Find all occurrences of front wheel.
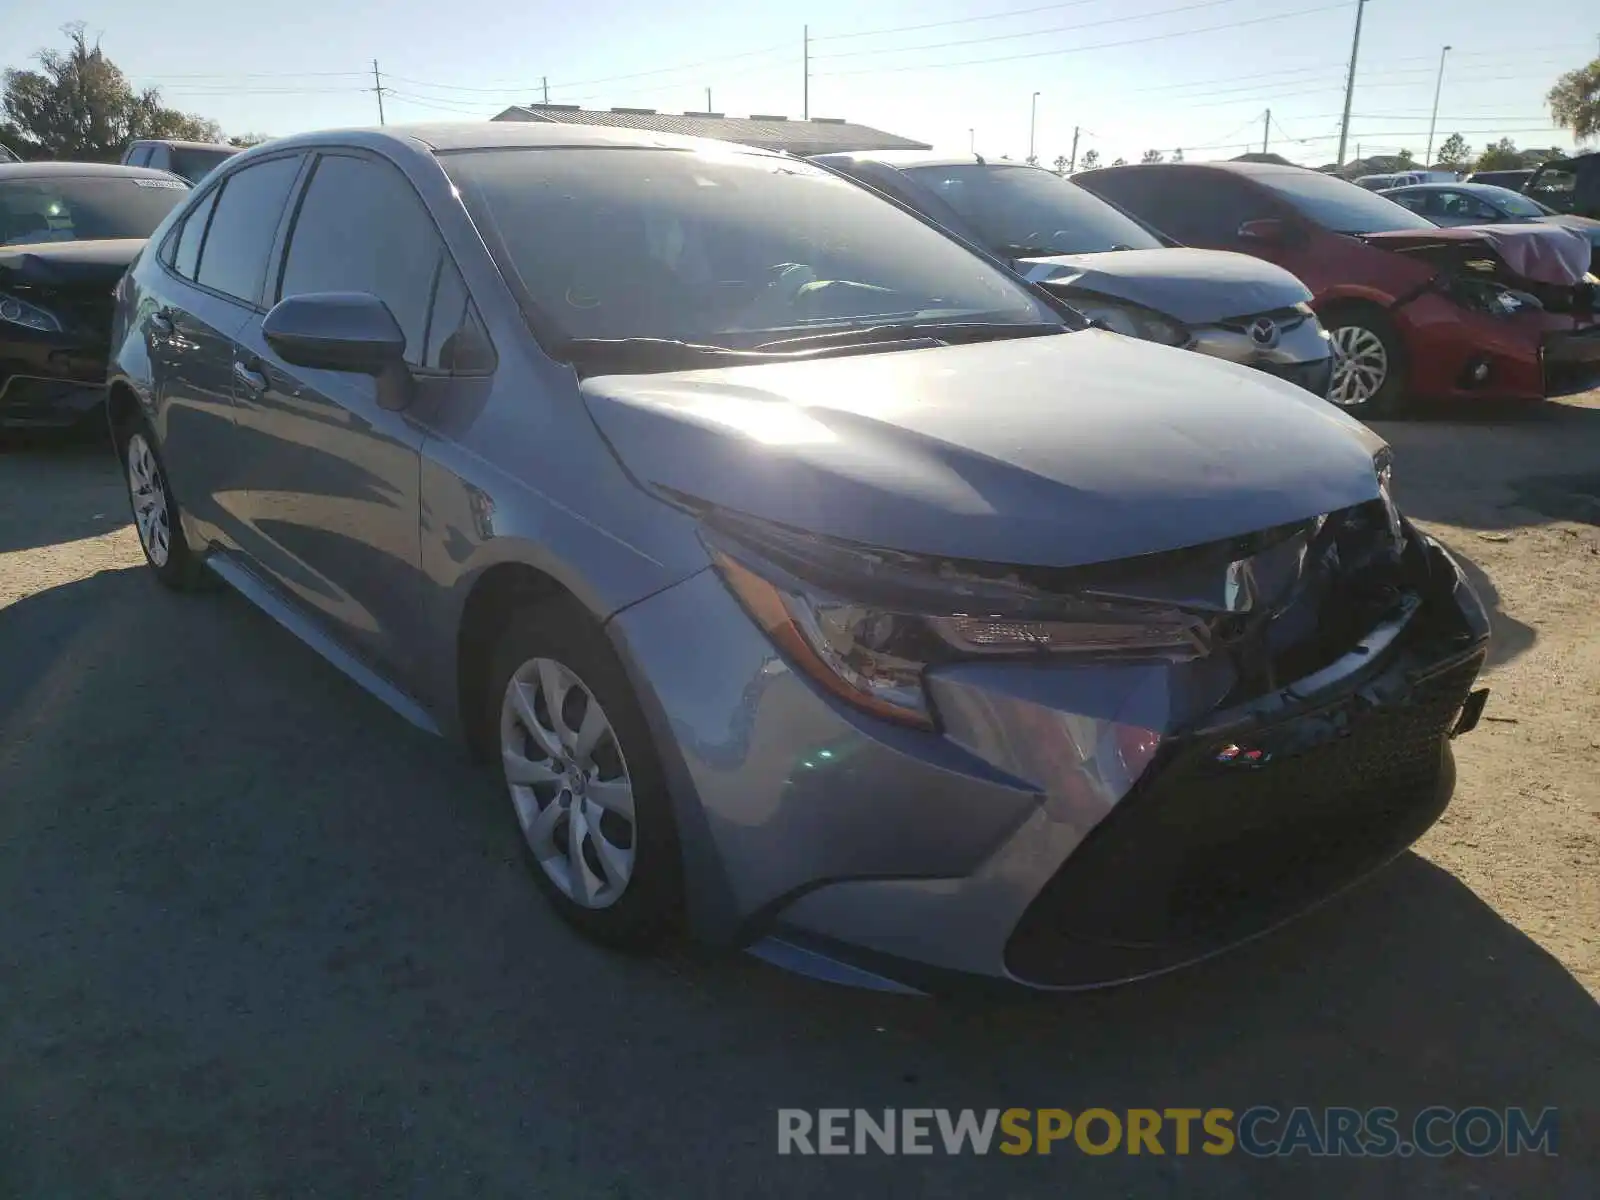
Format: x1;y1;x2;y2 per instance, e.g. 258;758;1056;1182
1325;311;1409;419
488;599;683;950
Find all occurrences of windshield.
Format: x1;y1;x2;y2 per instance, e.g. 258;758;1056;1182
1259;171;1437;234
0;175;188;245
169;148;236;184
1473;185;1548;217
901;163;1162;256
442;147;1061;349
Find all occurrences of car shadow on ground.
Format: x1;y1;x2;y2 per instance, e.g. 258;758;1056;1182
1373;398;1600;533
0;567;1595;1197
0;436;127;554
1429;534;1536;671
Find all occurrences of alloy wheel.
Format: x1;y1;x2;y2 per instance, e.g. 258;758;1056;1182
500;657;636;909
126;432;171;567
1327;326;1390;408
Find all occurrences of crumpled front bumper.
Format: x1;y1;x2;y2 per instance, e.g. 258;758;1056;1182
607;529;1490;992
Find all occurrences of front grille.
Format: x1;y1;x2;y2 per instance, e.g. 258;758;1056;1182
1004;650;1482;986
1252;355;1333;397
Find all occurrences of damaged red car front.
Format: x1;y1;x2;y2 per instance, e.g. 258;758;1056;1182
1362;223;1600;401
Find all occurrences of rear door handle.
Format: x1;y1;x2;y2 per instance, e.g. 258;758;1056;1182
232;359;268;394
148;309;174;337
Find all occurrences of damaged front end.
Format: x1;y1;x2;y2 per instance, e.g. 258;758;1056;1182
697;466;1491;987
0;240;141;430
1364;224;1600;397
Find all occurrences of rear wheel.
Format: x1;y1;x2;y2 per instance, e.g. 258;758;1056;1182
119;418;207;590
1325;309;1409;419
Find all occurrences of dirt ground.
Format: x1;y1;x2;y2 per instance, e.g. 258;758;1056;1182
1;395;1596;1197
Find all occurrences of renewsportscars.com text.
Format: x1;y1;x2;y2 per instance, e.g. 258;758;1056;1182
777;1106;1559;1158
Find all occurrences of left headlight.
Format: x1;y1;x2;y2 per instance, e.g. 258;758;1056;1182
1068;297;1189;347
0;290;62;333
1447;276;1541;317
704;520;1211;729
1373;447;1403;547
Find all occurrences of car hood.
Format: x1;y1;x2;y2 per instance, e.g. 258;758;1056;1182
1015;247;1313;324
1361;224;1593;286
1535;214;1600;246
581;331;1386;569
0;238;145;288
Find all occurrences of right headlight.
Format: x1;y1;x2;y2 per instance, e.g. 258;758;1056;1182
1067;297;1189;347
704;518;1212;729
0;290;62;333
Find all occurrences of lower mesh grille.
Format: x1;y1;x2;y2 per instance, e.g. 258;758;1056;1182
1004;652;1482;986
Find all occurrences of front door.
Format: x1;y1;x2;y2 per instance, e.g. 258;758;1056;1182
223;150;451;686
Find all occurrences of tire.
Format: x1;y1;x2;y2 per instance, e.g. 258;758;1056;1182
1324;307;1410;419
486;598;683;950
117;415;208;591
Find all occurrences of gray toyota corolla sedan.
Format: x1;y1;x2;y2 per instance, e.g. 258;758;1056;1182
108;123;1492;993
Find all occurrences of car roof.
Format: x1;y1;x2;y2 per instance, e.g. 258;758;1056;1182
1381;182;1495;193
254;121;789;159
0;161;189;182
129;139;237;151
811;151;1004;171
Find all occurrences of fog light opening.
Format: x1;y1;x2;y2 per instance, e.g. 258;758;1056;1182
1461;357;1492;388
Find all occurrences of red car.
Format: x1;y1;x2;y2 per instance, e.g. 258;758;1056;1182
1075;161;1600;417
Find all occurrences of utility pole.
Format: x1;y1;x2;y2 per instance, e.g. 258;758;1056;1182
542;76;549;104
706;87;713;112
1029;91;1040;163
969;128;976;154
1263;108;1271;154
1425;44;1452;167
1334;0;1368;168
1068;125;1081;171
803;26;809;120
371;59;386;125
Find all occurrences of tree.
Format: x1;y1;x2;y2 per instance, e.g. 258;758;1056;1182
1140;148;1164;164
1079;148;1100;171
1548;58;1600;143
228;133;270;148
1394;148;1415;166
1025;153;1038;166
1;23;221;161
1171;148;1184;163
1052;154;1068;175
1111;156;1128;167
1434;132;1472;171
1476;137;1521;171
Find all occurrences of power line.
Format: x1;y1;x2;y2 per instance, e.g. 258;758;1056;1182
811;0;1102;42
813;2;1354;77
810;0;1246;61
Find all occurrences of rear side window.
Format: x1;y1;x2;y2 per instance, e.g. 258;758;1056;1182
125;145;151;167
195;155;302;305
278;153;443;366
171;188;219;279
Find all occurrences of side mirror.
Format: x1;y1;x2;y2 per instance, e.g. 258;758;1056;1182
1237;217;1287;245
263;292;406;375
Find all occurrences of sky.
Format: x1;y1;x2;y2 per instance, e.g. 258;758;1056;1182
3;0;1596;167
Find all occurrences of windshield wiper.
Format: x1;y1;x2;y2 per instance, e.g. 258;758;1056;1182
558;337;772;373
754;320;1066;353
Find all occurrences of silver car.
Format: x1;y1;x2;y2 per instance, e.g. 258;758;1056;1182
108;123;1492;992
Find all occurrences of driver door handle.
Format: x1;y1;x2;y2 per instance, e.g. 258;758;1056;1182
232;359;268;395
148;309;174;337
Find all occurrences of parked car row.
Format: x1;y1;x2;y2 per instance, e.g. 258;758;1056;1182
62;122;1502;996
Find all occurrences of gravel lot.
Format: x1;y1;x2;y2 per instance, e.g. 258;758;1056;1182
1;398;1596;1197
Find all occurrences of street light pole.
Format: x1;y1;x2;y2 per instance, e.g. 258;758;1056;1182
1425;44;1453;168
1029;92;1040;163
969;127;976;155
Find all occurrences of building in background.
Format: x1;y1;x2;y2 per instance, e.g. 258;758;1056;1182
492;104;929;156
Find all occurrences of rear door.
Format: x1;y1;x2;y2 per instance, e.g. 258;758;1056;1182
225;149;451;685
145;154;305;547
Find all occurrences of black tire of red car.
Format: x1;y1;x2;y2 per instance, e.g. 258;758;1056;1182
1322;305;1410;420
115;413;209;591
485;598;684;950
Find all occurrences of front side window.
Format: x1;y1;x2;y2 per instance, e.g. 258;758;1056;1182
442;147;1060;348
278;153;442;366
0;174;188;246
1252;169;1437;234
898;164;1161;257
1473;186;1548;217
194;155;302;304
